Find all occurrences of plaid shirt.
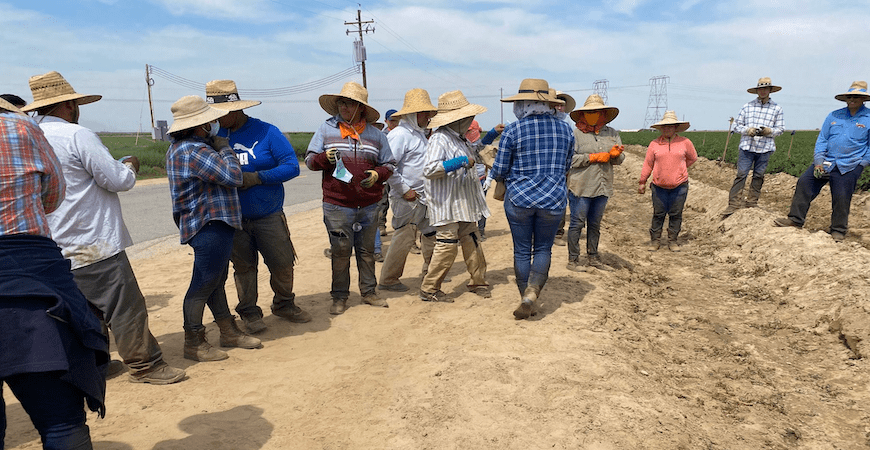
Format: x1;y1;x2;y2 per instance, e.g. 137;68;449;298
166;137;243;244
0;113;65;238
734;98;784;153
491;113;575;210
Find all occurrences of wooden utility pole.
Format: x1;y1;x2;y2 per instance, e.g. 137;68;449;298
145;64;155;129
345;7;374;88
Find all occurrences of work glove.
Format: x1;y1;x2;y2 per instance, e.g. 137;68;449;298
745;127;759;137
760;127;773;137
813;165;829;179
588;152;611;164
608;145;625;159
209;136;230;151
326;148;338;164
361;170;379;188
443;155;470;173
482;175;493;191
241;172;262;189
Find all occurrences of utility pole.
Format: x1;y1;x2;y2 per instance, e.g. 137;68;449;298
345;7;375;88
643;75;669;129
145;64;155;129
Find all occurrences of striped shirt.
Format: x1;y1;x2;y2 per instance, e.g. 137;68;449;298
734;98;784;153
0;113;65;238
491;113;575;210
166;137;243;244
423;127;490;227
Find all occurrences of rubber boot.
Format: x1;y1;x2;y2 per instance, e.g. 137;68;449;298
215;316;262;349
183;329;228;362
513;285;540;320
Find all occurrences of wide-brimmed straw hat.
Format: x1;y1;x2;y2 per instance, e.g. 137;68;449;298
555;90;576;112
501;79;563;104
168;95;229;134
569;94;619;124
428;90;487;129
834;81;870;102
747;77;781;94
22;71;101;112
651;110;690;133
206;80;262;111
392;88;437;118
0;98;22;114
319;82;380;123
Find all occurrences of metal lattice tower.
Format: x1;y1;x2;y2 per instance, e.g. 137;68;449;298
592;79;609;105
643;75;669;129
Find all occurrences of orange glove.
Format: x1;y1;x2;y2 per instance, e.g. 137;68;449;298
608;145;624;158
588;152;611;163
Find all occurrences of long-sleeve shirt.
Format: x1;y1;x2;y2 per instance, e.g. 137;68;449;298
386;118;430;206
491;113;574;210
0;113;65;238
423;126;490;227
639;135;698;189
567;126;624;198
814;105;870;174
167;137;243;244
305;116;395;208
734;98;784;153
36;115;137;269
221;117;299;220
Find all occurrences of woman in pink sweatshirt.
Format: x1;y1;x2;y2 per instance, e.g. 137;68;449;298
638;111;697;252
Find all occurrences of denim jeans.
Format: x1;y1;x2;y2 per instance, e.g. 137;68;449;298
788;164;864;233
567;194;609;261
231;211;297;321
729;150;772;206
183;221;234;332
650;182;689;240
2;372;93;449
504;200;565;295
322;202;379;299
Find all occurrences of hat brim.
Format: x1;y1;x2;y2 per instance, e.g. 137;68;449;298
392;105;437;118
835;92;870;102
319;94;380;123
569;107;619;124
428;104;487;129
21;93;101;112
209;100;262;111
501;92;563;104
0;98;22;114
747;86;782;94
651;122;690;133
167;106;228;134
557;94;576;112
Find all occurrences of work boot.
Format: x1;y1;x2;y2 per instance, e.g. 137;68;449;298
667;231;681;252
470;286;491;298
774;217;801;228
420;290;453;303
183;329;228;362
566;259;587;272
272;296;312;323
215;316;263;349
648;231;661;251
588;254;614;271
329;298;348;315
242;315;267;334
513;285;541;320
129;364;186;385
362;291;389;308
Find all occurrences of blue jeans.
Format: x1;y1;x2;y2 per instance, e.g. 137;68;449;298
183;221;234;332
2;372;92;449
650;182;689;240
504;200;565;294
729;150;772;206
788;164;865;233
567;194;608;261
322;202;379;299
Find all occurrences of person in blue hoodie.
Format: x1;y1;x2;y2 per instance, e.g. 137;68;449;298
206;80;310;334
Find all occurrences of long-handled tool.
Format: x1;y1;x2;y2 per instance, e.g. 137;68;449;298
719;117;735;165
786;130;795;159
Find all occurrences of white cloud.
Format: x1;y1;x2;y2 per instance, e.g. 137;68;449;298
147;0;293;22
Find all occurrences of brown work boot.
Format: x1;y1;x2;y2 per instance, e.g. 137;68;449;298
272;297;312;323
362;291;389;308
215;316;263;349
647;240;661;251
329;298;348;315
566;259;587;272
513;285;541;320
183;329;228;362
774;217;801;228
129;364;186;385
667;240;681;252
588;254;614;271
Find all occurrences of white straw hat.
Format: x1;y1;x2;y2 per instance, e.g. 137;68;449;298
651;110;690;133
168;95;229;134
391;88;437;117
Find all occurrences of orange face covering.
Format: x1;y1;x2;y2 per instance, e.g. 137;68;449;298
576;111;607;134
339;120;367;141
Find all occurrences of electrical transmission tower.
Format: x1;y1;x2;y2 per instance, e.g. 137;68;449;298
345;8;375;88
593;79;609;105
643;75;670;129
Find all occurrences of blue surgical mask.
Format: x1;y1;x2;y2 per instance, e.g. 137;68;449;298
206;120;220;137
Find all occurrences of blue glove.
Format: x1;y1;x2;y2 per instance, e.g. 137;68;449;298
443;156;469;173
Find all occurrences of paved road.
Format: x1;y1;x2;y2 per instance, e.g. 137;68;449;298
119;165;323;245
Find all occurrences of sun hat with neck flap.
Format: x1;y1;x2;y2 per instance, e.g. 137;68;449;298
501;79;563;104
205;80;262;111
427;90;487;129
834;81;870;102
168;95;229;134
651;110;690;133
319;81;380;123
391;88;437;118
569;94;619;124
22;71;102;112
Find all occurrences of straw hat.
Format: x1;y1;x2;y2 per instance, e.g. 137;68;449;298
555;90;576;112
569;94;619;124
392;88;437;118
206;80;262;111
651;110;690;133
501;79;562;104
319;82;380;123
0;97;22;114
834;81;870;102
747;77;781;94
167;95;229;134
22;71;101;112
428;90;487;129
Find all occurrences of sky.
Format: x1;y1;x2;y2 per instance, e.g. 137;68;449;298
2;0;869;134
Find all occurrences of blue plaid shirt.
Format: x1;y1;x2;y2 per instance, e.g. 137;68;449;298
491;113;574;210
734;98;784;153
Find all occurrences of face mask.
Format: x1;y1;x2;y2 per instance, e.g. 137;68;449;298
205;120;220;137
584;112;601;125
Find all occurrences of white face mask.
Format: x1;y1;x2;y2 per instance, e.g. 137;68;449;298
205;120;220;137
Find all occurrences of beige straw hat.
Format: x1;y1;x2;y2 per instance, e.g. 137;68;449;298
554;90;576;112
391;88;437;117
428;90;487;129
651;110;690;133
22;71;101;112
319;81;380;123
167;95;229;134
0;98;22;114
747;77;781;94
569;94;619;124
501;79;562;103
834;81;870;102
206;80;262;111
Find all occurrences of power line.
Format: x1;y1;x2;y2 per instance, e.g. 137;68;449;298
147;65;361;97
